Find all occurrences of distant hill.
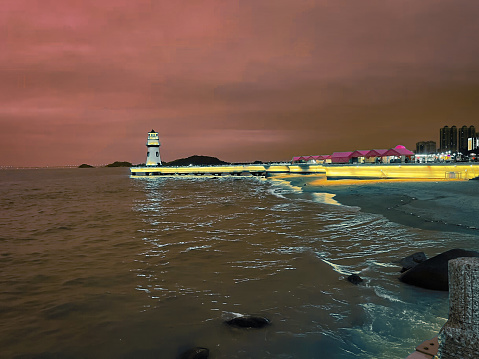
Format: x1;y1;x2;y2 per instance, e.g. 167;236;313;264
105;161;132;167
78;163;94;168
165;155;229;167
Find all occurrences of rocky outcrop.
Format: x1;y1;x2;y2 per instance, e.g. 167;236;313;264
347;274;363;285
105;161;132;167
166;156;228;167
225;315;271;329
399;249;479;291
399;252;427;273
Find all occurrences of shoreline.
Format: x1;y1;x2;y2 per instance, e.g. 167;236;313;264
270;174;479;236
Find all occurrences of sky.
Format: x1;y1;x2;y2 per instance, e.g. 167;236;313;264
1;0;479;166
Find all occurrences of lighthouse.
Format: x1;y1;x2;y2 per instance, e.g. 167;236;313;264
145;129;162;166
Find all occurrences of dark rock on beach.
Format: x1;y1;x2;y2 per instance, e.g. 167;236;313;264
347;274;363;285
399;248;479;291
225;316;271;329
399;252;427;273
178;347;209;359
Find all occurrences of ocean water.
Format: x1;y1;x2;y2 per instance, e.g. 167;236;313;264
0;168;477;359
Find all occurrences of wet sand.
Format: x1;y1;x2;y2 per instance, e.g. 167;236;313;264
271;174;479;236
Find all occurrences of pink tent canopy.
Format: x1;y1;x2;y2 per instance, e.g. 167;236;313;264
365;149;387;157
311;155;331;160
351;150;370;158
331;151;353;163
384;146;414;157
294;145;413;163
293;155;331;162
392;145;414;156
383;149;399;156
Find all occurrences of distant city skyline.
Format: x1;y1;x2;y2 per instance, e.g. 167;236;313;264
2;1;479;167
416;125;478;155
438;125;477;153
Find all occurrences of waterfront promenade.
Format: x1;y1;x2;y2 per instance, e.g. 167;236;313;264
131;163;325;176
130;162;479;180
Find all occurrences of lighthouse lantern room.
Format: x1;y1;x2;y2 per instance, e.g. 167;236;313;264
146;129;161;166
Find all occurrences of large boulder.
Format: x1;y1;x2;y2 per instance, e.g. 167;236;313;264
347;274;363;285
225;316;271;329
399;249;479;291
399;251;427;273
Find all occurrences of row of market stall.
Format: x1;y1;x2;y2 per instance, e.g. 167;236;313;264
292;145;415;164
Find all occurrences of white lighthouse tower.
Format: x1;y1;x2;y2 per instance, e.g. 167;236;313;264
145;129;162;166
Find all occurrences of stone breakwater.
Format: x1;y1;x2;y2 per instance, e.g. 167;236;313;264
131;163;479;180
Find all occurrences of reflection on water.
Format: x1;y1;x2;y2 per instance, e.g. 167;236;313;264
1;169;475;358
311;192;341;206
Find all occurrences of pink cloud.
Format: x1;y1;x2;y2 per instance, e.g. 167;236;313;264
1;0;479;166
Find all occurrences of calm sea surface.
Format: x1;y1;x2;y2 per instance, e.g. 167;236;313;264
1;168;477;358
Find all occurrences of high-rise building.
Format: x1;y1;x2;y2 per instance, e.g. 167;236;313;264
416;141;436;154
459;125;476;153
440;126;450;152
468;134;479;152
459;126;468;153
450;125;458;152
467;137;478;151
439;125;458;152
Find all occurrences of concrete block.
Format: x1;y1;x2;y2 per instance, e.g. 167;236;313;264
438;257;479;358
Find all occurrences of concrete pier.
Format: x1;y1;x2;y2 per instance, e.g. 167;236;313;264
130;163;479;180
130;163;326;177
437;257;479;358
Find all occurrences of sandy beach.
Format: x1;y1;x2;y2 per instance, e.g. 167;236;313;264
271;174;479;236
